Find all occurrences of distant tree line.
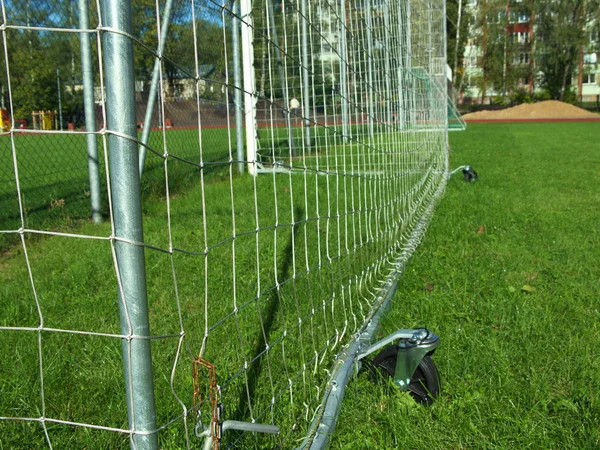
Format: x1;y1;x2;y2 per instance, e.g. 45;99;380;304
446;0;600;102
0;0;230;124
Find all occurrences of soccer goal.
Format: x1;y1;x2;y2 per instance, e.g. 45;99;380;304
0;0;449;448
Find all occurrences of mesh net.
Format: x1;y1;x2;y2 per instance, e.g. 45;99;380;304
0;0;448;448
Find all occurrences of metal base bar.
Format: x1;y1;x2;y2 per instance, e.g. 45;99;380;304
197;419;279;449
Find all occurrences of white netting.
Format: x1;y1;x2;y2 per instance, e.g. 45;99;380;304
0;0;448;448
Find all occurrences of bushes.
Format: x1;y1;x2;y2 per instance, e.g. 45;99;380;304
509;88;533;105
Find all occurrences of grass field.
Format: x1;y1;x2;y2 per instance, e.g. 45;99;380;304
1;122;598;449
0;122;439;251
331;122;600;449
0;128;232;251
0;122;446;448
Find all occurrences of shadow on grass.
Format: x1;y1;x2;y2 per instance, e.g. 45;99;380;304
0;150;231;253
140;151;231;199
234;206;303;423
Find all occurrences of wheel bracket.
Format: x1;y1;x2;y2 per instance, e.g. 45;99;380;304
448;164;478;181
357;328;440;391
393;330;439;390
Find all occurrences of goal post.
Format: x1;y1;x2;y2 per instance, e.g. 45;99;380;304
101;0;159;447
240;0;258;176
78;0;102;224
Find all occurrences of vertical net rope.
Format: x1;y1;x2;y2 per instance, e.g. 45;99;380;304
0;0;448;448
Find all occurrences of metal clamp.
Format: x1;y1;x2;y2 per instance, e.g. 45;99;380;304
195;406;279;450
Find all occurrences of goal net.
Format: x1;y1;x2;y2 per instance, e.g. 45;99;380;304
0;0;449;448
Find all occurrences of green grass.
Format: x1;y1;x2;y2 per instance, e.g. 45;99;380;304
0;128;231;251
0;123;445;448
1;122;598;449
0;123;418;252
331;122;600;449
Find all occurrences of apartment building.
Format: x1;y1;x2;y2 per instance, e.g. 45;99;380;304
460;0;599;103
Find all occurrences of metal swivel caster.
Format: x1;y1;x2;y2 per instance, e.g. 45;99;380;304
358;328;441;405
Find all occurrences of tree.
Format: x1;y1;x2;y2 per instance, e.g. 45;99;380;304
536;0;589;101
447;0;470;100
473;0;508;100
469;0;537;102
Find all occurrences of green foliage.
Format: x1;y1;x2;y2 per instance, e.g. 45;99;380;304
509;87;533;105
491;94;510;106
3;30;59;118
471;0;531;98
562;86;580;104
0;0;232;122
0;2;92;121
466;0;600;100
536;0;592;100
534;89;552;102
446;0;470;84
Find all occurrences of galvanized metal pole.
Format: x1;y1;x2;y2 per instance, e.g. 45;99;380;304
383;1;392;125
101;1;158;449
56;69;63;130
79;0;102;223
300;0;311;150
232;0;245;174
366;0;374;137
138;0;174;176
406;0;415;127
240;0;258;175
396;0;406;128
338;0;349;141
441;0;449;136
266;0;295;156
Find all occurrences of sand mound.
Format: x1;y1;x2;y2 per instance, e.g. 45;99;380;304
462;100;598;120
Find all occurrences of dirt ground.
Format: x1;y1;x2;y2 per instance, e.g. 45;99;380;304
462;100;599;120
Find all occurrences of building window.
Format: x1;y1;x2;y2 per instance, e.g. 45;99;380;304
511;11;529;23
465;56;477;68
519;76;530;85
518;32;530;44
515;53;530;64
583;73;596;85
583;53;597;64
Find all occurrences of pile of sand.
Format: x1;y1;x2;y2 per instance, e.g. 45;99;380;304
462;100;598;120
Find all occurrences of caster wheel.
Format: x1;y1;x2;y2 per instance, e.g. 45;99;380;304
462;166;478;182
371;345;440;405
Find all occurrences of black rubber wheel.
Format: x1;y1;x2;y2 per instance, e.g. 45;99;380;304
370;345;440;405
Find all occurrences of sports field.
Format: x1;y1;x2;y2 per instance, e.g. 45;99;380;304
1;122;598;448
0;129;232;251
